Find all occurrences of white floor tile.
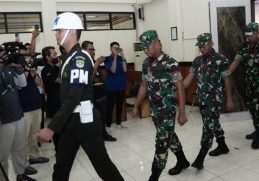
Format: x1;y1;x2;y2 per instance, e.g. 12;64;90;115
6;106;259;181
221;167;259;181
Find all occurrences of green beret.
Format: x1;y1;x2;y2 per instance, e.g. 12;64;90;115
245;22;259;35
139;30;158;49
196;33;212;48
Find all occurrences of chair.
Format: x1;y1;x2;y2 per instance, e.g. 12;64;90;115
125;70;151;118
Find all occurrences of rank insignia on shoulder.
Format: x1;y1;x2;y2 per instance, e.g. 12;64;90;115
76;59;85;68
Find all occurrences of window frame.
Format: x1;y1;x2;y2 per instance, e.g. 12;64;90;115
0;12;43;34
57;11;136;31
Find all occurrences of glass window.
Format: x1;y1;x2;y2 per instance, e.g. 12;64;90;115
86;21;110;30
85;13;110;30
0;14;5;33
6;13;42;33
111;13;135;30
85;13;109;21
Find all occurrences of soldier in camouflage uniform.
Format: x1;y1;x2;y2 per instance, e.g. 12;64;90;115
229;23;259;149
132;30;189;181
184;33;233;169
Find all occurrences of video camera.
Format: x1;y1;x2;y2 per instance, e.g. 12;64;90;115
1;41;25;65
0;41;43;68
24;52;44;69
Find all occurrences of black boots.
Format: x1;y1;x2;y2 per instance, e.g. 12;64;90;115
246;131;256;140
148;167;162;181
168;150;190;175
209;137;229;156
251;127;259;149
17;174;36;181
191;146;209;170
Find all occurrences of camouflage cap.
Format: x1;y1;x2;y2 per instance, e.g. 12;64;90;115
139;30;158;49
196;33;212;48
245;22;259;35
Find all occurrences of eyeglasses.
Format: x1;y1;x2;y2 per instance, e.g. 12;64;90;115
87;48;95;51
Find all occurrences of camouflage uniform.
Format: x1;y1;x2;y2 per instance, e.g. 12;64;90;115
234;23;259;128
191;33;230;148
141;51;183;170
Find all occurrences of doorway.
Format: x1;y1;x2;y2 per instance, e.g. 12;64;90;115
210;0;251;112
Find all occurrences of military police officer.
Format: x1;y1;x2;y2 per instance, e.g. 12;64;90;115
132;30;189;180
229;22;259;149
184;33;234;169
37;12;124;181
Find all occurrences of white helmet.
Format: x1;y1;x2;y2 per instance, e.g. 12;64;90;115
52;12;84;30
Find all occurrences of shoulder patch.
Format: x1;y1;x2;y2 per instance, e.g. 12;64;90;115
76;59;85;68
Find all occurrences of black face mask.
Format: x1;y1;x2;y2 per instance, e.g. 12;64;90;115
52;58;59;64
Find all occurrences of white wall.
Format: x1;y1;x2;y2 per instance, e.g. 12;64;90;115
3;0;251;63
0;0;137;63
256;1;259;23
138;0;210;62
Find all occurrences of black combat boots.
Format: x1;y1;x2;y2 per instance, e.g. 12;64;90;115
148;167;162;181
251;127;259;149
246;130;256;140
209;137;229;156
191;146;209;170
168;150;190;175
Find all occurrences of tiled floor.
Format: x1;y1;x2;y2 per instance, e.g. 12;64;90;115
7;106;259;181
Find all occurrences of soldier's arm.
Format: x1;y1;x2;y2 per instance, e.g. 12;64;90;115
48;54;92;133
228;59;241;73
171;61;187;125
133;81;147;108
224;77;234;111
48;85;85;133
221;57;234;111
183;72;194;88
229;43;245;73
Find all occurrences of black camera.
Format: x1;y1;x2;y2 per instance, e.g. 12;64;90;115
24;53;44;69
1;41;25;65
117;48;123;53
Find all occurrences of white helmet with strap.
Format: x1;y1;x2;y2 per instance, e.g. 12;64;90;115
53;12;83;45
53;12;84;30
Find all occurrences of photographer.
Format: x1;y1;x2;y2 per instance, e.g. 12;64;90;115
104;42;128;131
0;48;36;181
18;57;49;167
41;46;61;151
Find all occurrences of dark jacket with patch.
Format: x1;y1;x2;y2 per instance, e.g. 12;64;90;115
47;43;102;141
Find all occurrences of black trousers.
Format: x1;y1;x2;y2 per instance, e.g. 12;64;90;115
106;90;125;127
94;96;109;137
53;114;123;181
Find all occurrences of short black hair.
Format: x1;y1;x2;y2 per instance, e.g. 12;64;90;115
24;43;31;46
82;41;93;50
76;30;82;40
42;46;55;63
110;41;120;48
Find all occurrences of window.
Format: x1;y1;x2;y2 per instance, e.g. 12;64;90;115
85;13;110;30
111;13;135;30
58;11;136;31
0;12;42;34
0;14;5;33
